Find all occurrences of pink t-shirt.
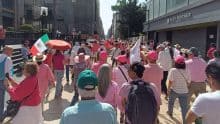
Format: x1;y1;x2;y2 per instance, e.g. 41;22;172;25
37;64;55;101
143;64;163;96
112;65;131;88
119;81;161;106
96;81;119;109
52;54;65;70
91;61;106;75
186;57;207;82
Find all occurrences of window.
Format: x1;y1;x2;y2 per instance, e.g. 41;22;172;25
167;0;187;12
2;0;14;10
148;0;154;20
159;0;166;16
189;0;200;4
153;0;160;18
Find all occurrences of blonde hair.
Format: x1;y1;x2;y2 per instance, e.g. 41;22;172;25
24;62;38;76
98;64;112;98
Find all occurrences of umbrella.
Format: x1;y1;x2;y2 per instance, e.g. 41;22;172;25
46;40;71;50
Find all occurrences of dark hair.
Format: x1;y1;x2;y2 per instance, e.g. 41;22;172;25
213;50;220;58
37;61;43;65
210;43;216;48
77;47;86;54
130;62;145;78
175;62;186;69
206;62;220;83
120;50;126;55
55;50;61;55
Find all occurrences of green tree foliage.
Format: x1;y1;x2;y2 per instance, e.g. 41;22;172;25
19;24;34;32
112;0;146;39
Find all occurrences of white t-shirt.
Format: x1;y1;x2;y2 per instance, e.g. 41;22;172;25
191;91;220;124
168;68;191;94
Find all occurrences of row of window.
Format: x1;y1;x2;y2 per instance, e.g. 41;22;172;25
2;0;14;10
147;0;200;20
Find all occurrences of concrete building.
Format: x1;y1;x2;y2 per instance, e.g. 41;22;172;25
0;0;15;28
144;0;220;56
57;0;104;36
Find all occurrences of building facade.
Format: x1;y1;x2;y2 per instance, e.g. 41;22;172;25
0;0;15;28
54;0;104;37
144;0;220;56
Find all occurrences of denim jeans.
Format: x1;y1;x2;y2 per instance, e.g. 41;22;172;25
54;70;64;97
0;80;5;118
65;65;70;82
168;90;189;124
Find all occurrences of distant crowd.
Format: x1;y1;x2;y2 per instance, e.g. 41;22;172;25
0;38;220;124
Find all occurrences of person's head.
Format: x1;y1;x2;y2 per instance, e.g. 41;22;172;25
128;62;145;79
210;43;216;48
99;51;108;61
120;50;126;55
3;46;13;57
98;64;112;98
174;56;186;69
33;53;47;65
188;47;199;58
23;62;38;77
77;70;98;99
147;51;158;63
205;62;220;90
156;44;165;52
213;50;220;59
77;47;86;55
55;50;61;55
114;41;120;48
78;53;85;62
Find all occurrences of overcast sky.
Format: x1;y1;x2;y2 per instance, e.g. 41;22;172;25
100;0;146;35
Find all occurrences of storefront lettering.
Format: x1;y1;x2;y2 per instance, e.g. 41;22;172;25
167;12;192;24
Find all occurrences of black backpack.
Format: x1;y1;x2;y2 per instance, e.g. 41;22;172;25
126;80;158;124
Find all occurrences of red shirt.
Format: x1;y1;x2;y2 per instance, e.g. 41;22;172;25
44;53;53;68
52;54;65;70
8;76;41;106
207;47;216;59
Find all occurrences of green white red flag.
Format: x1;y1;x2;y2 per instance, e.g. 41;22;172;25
30;34;49;56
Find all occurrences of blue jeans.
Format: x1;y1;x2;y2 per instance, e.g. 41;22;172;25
0;80;5;118
65;65;70;82
54;70;64;97
168;90;189;124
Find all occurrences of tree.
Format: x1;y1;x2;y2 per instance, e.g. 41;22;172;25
112;0;146;39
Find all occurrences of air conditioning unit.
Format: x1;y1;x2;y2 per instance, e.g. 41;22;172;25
40;7;48;16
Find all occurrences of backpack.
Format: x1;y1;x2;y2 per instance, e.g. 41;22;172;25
126;80;157;124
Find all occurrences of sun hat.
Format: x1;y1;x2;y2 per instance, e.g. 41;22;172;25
33;53;47;62
77;70;98;90
116;55;127;63
99;51;108;61
147;51;158;61
175;55;185;64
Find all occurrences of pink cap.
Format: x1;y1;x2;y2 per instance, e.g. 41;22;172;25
147;51;158;60
117;55;127;63
175;55;185;64
99;51;108;61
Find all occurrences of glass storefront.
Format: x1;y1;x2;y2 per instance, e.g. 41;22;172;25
147;0;201;20
159;0;166;16
167;0;188;12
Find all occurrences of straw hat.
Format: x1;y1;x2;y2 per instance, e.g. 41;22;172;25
33;53;47;62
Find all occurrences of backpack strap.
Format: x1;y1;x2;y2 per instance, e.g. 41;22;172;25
118;66;128;82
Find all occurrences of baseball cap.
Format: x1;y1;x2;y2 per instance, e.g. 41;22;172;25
77;70;98;90
116;55;127;63
147;51;158;61
175;56;185;64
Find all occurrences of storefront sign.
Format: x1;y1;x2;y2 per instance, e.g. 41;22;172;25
167;12;192;24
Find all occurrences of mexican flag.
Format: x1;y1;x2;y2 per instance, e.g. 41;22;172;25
30;34;49;56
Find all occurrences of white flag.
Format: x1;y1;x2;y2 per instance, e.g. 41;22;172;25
130;39;141;64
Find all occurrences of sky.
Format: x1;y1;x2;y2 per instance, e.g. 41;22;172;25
100;0;146;35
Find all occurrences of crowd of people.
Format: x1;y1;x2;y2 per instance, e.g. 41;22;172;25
0;38;220;124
